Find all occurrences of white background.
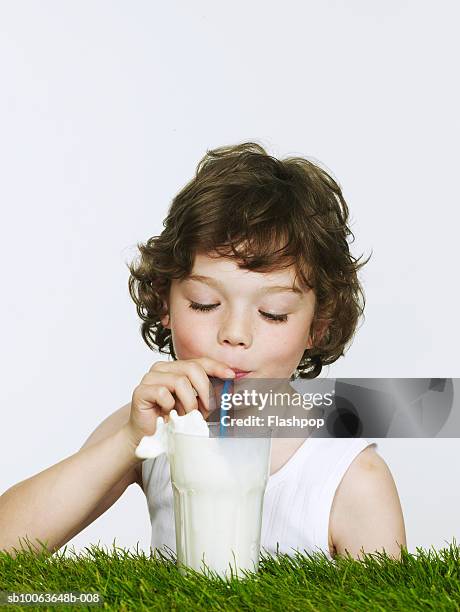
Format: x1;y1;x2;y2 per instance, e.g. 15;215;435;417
0;1;458;558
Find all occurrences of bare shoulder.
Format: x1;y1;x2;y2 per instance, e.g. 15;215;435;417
80;402;143;490
329;445;406;560
328;445;380;556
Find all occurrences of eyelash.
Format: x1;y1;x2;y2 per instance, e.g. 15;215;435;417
188;301;289;323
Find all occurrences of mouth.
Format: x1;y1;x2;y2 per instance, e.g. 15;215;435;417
229;368;252;380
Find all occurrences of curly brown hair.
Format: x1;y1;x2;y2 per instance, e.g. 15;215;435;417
127;141;372;379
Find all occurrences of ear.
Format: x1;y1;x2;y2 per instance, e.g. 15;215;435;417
306;320;328;349
160;296;170;329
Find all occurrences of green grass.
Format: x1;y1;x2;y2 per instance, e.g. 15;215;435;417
0;539;459;611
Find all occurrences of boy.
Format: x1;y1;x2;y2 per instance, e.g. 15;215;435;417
0;142;406;562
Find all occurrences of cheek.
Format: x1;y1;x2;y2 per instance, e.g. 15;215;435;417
170;310;214;359
263;324;307;359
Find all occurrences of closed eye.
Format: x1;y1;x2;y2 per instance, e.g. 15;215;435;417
188;301;289;323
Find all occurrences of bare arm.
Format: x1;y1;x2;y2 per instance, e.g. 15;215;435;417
0;357;237;559
331;446;407;561
0;421;141;558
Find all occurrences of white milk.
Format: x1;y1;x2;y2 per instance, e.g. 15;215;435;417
135;410;271;577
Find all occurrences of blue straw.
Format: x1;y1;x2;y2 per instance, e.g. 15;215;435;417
219;379;233;437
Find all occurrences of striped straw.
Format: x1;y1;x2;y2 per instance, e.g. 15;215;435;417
219;378;233;437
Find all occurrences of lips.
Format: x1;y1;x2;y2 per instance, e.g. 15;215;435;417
229;368;251;379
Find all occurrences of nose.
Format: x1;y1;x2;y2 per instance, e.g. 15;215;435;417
217;310;252;348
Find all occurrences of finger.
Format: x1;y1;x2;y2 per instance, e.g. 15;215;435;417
149;357;235;382
139;371;199;415
189;357;237;381
147;358;235;415
132;383;175;418
141;371;196;416
179;358;236;415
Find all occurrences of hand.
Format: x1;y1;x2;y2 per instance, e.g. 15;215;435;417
126;358;235;446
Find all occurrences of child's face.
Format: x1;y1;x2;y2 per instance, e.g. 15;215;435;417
161;252;316;379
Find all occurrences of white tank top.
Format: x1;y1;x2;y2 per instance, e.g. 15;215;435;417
141;437;377;561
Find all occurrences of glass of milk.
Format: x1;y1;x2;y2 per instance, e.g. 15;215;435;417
167;423;272;578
